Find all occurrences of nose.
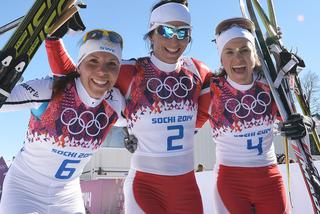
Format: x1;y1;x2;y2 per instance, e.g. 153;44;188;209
166;36;181;46
234;51;245;61
172;35;179;40
96;65;111;77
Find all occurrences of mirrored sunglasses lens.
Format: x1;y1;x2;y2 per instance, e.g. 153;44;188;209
157;25;174;38
109;32;123;45
85;30;103;41
163;26;174;38
177;30;187;39
83;30;123;48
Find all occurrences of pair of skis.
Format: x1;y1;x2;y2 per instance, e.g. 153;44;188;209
239;0;320;213
0;0;84;108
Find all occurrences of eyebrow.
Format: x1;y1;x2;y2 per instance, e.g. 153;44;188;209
87;54;99;59
224;45;250;51
88;54;118;61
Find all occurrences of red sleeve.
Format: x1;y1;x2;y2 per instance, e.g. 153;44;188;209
196;94;211;128
45;38;76;76
190;58;213;128
115;60;137;97
196;72;212;128
191;58;212;90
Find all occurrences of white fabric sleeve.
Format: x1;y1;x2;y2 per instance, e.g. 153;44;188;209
105;87;127;127
0;76;53;112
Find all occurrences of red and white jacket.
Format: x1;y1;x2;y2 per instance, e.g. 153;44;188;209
197;73;278;167
1;77;125;181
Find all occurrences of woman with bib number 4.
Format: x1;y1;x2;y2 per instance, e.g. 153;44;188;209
197;17;315;214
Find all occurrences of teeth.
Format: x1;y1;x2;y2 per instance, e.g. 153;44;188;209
232;65;246;69
93;79;107;85
166;48;178;53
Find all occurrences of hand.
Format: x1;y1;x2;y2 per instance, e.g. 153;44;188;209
124;135;138;153
49;10;86;39
279;49;305;75
122;128;138;153
279;113;315;140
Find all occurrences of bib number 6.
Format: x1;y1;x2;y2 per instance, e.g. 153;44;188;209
55;159;80;179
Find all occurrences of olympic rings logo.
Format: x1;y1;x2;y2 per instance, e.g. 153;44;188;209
60;108;109;137
225;92;271;118
147;76;193;99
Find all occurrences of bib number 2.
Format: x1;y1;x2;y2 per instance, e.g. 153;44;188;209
167;125;184;151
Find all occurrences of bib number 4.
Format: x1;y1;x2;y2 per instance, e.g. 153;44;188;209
247;137;263;155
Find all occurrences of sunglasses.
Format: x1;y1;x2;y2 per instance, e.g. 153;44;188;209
217;23;253;36
82;29;123;49
156;24;191;40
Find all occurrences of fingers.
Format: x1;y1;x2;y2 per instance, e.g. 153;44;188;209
124;135;138;153
69;12;86;31
280;126;306;140
279;114;307;140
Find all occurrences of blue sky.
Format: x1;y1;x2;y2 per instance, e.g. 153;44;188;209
1;0;320;161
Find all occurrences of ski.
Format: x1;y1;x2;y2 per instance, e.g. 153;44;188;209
242;0;320;213
0;0;78;107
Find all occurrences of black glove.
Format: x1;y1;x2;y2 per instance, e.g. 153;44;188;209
279;113;315;140
49;9;86;39
279;49;305;75
276;153;285;164
122;128;138;153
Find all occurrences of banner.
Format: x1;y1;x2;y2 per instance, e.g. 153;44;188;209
0;157;8;200
81;179;124;214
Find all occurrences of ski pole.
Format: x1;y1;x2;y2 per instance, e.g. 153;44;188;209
0;16;24;36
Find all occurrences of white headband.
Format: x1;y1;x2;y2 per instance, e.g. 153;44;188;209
147;2;191;33
215;26;255;58
77;39;122;65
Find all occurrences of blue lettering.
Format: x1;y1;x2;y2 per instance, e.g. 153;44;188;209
152;117;176;124
78;153;92;159
66;151;77;158
257;128;271;135
167;125;184;151
235;132;256;138
52;149;78;158
247;137;263;155
55;159;80;179
177;115;193;122
152;118;157;124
